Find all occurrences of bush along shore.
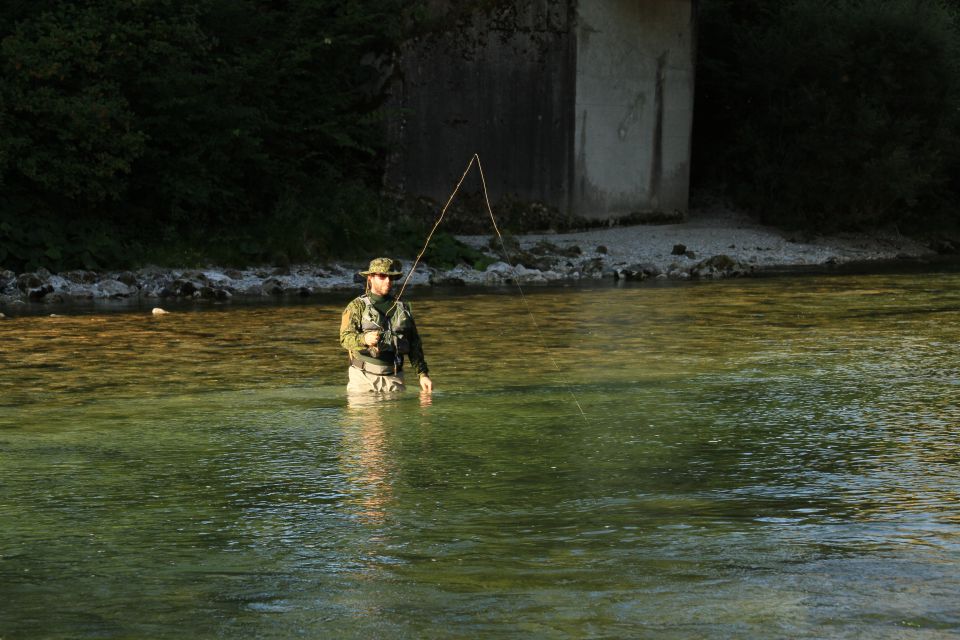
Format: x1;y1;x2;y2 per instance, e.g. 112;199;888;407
1;209;956;313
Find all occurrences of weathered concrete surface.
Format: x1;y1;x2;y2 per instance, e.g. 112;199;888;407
573;0;695;219
384;0;695;222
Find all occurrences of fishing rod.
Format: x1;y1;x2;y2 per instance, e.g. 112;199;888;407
390;154;482;305
391;153;588;422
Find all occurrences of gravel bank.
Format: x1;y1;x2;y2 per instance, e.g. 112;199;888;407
474;207;937;274
0;208;947;312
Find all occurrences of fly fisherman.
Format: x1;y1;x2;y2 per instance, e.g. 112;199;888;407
339;257;433;395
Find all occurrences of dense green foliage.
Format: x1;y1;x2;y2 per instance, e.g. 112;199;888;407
694;0;960;231
0;0;424;271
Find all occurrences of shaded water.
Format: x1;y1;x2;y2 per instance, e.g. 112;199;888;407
1;272;959;638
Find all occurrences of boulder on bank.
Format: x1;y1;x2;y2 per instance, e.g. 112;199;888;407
690;255;753;279
94;279;138;298
16;271;54;300
615;263;661;281
60;270;99;284
1;270;18;292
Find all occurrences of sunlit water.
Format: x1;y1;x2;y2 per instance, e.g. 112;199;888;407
1;272;958;639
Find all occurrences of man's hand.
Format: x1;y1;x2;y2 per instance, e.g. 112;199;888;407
363;331;380;347
419;374;433;393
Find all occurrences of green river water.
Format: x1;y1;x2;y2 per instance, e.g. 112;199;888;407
1;271;958;639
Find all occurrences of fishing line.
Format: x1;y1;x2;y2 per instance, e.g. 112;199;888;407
393;153;589;422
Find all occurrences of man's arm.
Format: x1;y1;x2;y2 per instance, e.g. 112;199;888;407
339;300;367;353
404;306;432;392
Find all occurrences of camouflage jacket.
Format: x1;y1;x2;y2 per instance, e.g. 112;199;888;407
339;294;429;377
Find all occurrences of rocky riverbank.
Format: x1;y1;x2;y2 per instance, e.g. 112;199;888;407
0;208;954;313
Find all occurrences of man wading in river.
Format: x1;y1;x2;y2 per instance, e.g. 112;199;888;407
339;257;433;395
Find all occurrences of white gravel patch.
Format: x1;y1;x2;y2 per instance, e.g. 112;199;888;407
458;207;934;273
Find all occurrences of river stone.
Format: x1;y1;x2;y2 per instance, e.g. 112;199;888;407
0;270;15;292
197;286;218;300
233;282;262;296
115;271;138;287
690;254;751;279
95;279;137;298
482;261;516;284
181;270;209;282
512;264;547;283
46;274;70;292
615;267;646;281
174;280;198;297
261;277;284;296
616;263;661;281
16;272;44;292
580;257;605;276
16;272;54;300
61;269;100;284
527;255;558;271
28;284;54;300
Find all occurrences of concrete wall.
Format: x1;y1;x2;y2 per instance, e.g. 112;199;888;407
384;2;576;208
384;0;695;221
573;0;695;218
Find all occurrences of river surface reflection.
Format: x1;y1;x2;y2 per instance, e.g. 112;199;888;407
1;271;958;638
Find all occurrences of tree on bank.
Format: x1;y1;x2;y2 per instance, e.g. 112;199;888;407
0;0;418;271
694;0;960;231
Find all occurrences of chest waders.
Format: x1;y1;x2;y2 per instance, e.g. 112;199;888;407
358;295;413;374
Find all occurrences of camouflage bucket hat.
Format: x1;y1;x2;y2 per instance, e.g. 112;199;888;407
359;257;403;278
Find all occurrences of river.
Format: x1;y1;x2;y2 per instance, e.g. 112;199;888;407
1;270;958;638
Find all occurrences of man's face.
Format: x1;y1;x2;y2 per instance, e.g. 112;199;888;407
368;273;393;296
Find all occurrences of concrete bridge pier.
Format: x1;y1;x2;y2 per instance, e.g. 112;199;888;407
384;0;696;224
